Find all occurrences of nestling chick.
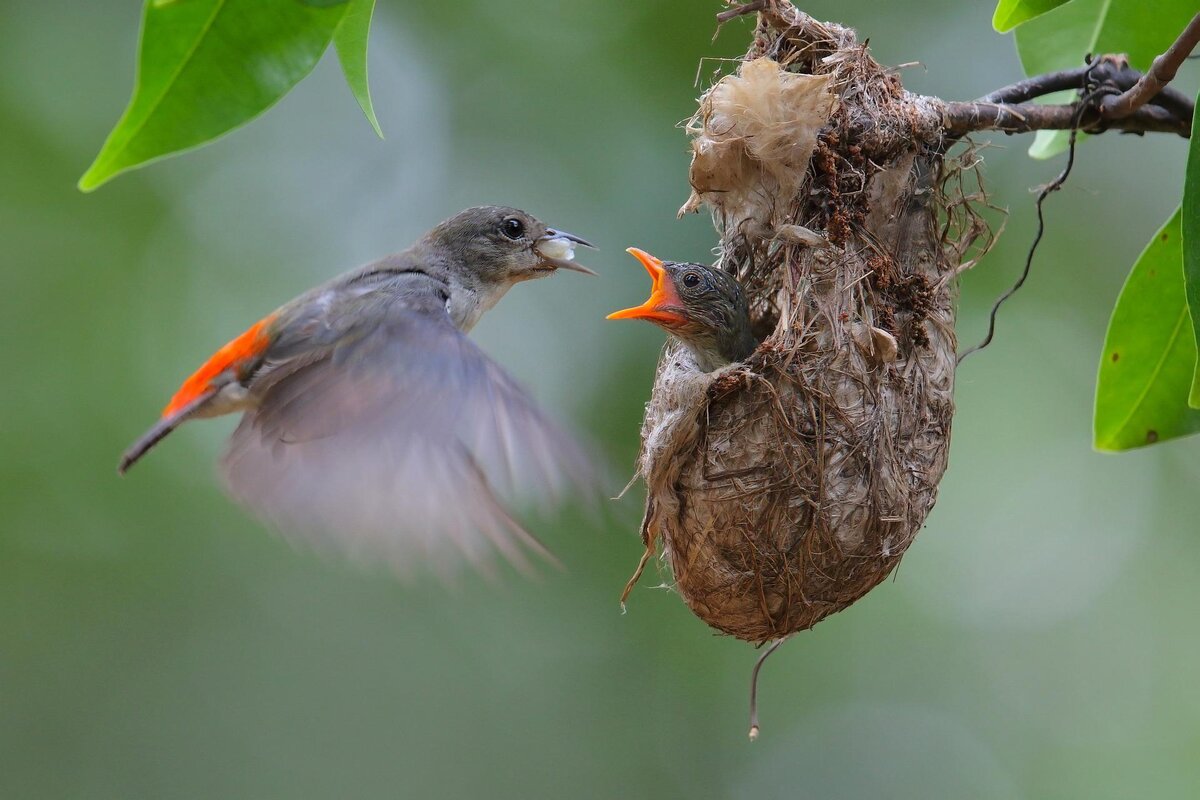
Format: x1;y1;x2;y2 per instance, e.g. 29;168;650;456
607;247;757;371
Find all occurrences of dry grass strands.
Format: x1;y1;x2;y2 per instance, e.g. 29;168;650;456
625;1;985;705
679;57;837;226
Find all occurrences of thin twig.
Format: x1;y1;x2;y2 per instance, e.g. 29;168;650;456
978;64;1105;104
747;636;789;741
958;84;1106;363
716;0;766;25
1101;12;1200;119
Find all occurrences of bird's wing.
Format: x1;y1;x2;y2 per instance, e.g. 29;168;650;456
220;288;597;577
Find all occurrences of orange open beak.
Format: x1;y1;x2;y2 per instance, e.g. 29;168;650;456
606;248;687;324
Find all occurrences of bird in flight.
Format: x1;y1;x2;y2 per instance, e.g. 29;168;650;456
120;206;599;576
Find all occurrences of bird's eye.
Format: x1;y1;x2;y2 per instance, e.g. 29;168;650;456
682;271;702;289
501;217;525;240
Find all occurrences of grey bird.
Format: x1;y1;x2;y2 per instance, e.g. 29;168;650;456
119;206;598;575
607;247;757;370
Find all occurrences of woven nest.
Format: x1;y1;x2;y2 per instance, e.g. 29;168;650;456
625;2;987;645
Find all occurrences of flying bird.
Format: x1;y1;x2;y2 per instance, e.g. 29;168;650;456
120;206;598;575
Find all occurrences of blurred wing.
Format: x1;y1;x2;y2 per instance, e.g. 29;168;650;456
220;293;596;576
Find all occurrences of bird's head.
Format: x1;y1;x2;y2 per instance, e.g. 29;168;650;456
428;206;595;289
607;248;757;372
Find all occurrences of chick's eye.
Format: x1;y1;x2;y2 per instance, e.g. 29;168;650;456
501;218;525;240
682;272;701;289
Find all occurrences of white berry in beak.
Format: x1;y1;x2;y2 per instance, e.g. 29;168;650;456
534;229;597;275
537;237;576;262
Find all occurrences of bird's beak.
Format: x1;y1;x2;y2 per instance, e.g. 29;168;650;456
535;229;597;276
606;248;687;324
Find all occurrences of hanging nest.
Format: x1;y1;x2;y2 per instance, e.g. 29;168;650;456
624;1;988;645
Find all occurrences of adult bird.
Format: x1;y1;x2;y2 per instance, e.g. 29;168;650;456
119;206;598;575
607;247;757;370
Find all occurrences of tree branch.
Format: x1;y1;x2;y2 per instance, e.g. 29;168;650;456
942;98;1191;138
946;39;1197;141
976;56;1194;121
713;0;1196;141
1100;12;1200;119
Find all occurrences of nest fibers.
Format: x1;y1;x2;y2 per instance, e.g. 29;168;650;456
679;57;837;226
624;2;984;649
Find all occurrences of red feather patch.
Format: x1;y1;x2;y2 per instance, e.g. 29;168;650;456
162;315;275;418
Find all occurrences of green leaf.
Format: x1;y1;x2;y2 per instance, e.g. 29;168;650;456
1184;93;1200;406
1027;129;1074;160
1094;209;1200;451
333;0;382;138
79;0;351;192
1014;0;1197;159
993;0;1071;33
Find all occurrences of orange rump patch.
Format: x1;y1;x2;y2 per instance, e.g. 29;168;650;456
162;315;276;418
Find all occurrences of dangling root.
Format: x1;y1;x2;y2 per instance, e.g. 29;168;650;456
748;636;790;741
620;544;654;611
620;497;661;609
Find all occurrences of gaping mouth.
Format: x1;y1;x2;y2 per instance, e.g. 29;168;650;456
534;229;597;275
606;247;687;325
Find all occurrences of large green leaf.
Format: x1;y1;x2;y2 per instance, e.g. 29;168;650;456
334;0;382;139
1014;0;1197;159
79;0;353;191
993;0;1071;33
1094;209;1200;450
1185;93;1200;406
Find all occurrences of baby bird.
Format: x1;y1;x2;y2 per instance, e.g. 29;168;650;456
607;247;756;370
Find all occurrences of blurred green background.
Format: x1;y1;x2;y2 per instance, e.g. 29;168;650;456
3;1;1199;797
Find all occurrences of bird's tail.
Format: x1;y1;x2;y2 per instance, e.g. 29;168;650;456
118;388;217;474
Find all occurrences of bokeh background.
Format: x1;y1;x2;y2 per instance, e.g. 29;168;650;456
3;1;1199;797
